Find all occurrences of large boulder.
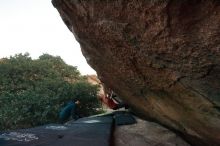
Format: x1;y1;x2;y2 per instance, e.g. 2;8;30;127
52;0;220;145
114;117;190;146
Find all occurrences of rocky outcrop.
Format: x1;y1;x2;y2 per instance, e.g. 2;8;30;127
52;0;220;145
85;75;101;85
114;117;190;146
85;75;105;95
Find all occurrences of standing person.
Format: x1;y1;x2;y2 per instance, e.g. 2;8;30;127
59;99;80;124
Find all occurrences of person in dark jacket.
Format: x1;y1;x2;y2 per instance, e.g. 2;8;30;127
59;99;80;124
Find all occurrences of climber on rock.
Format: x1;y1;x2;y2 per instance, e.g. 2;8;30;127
99;85;128;110
59;99;80;124
97;75;128;110
98;93;118;110
108;91;128;110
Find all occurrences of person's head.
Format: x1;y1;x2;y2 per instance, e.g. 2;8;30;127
75;100;80;105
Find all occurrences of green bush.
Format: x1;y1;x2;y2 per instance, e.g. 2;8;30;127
71;81;102;117
0;53;102;130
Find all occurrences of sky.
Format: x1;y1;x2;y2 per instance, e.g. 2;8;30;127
0;0;96;75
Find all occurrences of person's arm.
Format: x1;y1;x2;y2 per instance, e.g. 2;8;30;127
108;91;122;104
109;91;113;99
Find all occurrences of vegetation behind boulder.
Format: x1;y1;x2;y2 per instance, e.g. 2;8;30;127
0;53;102;130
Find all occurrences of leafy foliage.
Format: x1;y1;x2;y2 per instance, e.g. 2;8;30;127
0;53;102;130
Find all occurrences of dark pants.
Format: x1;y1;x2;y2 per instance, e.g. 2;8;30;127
113;103;129;110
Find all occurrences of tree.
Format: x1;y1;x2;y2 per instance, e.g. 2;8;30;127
0;53;102;130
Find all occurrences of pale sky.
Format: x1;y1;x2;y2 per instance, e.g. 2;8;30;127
0;0;96;75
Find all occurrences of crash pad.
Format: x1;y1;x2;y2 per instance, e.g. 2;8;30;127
114;112;136;126
0;116;113;146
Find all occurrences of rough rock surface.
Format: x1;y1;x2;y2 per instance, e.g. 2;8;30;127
86;75;104;94
114;117;190;146
52;0;220;145
86;75;101;85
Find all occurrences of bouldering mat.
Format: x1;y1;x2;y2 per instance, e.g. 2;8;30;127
72;115;113;124
114;112;136;126
0;116;113;146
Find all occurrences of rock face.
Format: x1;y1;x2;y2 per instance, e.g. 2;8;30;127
114;117;190;146
85;74;105;96
86;75;101;86
52;0;220;145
